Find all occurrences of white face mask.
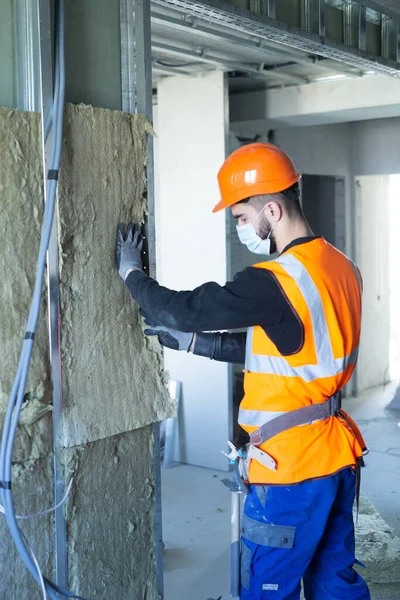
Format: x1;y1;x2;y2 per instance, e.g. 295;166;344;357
236;206;277;255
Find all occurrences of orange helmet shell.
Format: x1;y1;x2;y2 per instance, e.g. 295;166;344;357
213;143;301;213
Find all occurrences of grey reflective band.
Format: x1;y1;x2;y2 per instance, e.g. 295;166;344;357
239;408;286;428
241;513;296;549
348;258;363;293
248;393;342;446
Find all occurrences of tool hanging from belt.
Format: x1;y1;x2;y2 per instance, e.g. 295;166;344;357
223;391;368;517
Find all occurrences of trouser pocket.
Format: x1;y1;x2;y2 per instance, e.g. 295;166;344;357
241;539;252;590
241;514;296;597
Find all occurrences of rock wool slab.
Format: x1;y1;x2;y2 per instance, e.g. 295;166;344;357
58;104;173;447
0;108;52;464
0;456;54;600
354;494;400;599
64;427;157;599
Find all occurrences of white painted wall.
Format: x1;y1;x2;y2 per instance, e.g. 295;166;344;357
155;71;229;470
355;176;390;391
230;75;400;131
349;118;400;391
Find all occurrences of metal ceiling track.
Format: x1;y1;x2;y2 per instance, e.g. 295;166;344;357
151;10;362;76
152;0;400;78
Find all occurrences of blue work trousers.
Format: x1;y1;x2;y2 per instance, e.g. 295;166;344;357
240;468;370;600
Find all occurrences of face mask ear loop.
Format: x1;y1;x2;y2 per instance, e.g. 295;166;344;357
267;218;277;241
252;203;268;225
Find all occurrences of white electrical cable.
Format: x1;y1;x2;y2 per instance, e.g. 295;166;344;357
0;478;73;520
21;532;47;600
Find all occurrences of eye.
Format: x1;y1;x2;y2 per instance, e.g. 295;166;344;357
238;217;247;226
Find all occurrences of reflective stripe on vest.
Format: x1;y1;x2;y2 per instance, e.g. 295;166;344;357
241;254;359;428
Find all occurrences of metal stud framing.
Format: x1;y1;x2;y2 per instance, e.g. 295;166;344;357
301;0;311;32
359;4;367;52
152;0;400;77
15;0;41;111
381;15;391;60
120;1;163;597
152;39;309;83
318;0;325;37
267;0;276;20
37;0;69;590
343;1;355;48
120;0;136;113
397;21;400;63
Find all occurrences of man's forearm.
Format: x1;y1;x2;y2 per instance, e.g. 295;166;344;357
192;332;246;364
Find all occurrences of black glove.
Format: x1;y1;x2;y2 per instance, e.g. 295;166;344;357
144;326;194;352
116;223;143;280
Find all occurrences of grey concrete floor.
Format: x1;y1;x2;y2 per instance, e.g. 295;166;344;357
345;382;400;536
162;463;231;600
161;384;400;600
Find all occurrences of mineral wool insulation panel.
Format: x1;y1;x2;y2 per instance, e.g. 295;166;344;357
58;104;173;448
0;108;54;599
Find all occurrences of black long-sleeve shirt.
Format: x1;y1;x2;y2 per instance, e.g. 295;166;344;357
125;238;317;364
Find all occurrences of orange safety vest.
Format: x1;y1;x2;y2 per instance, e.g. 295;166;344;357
239;238;365;485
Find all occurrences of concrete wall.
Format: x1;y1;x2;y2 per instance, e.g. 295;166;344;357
0;0;123;111
0;0;16;108
350;117;400;176
155;71;230;470
301;175;346;253
274;124;353;257
64;0;122;110
226;132;265;278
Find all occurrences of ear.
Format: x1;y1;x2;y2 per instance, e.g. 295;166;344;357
265;200;282;222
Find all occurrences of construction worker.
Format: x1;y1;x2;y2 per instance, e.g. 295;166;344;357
116;143;370;600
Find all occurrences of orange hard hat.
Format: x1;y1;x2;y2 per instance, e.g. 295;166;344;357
213;142;301;213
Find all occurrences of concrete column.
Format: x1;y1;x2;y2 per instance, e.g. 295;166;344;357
0;1;16;108
355;175;390;393
155;70;230;470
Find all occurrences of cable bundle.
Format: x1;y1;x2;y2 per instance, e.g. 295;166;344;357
0;2;86;598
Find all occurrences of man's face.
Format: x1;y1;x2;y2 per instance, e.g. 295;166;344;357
231;201;276;251
231;202;258;227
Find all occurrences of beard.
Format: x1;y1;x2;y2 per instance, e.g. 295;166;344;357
258;216;277;254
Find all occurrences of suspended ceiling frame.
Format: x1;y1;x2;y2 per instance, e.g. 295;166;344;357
149;0;400;90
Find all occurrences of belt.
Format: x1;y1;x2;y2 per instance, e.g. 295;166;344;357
249;391;343;446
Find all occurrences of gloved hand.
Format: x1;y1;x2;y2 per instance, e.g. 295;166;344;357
116;223;143;280
144;326;194;352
